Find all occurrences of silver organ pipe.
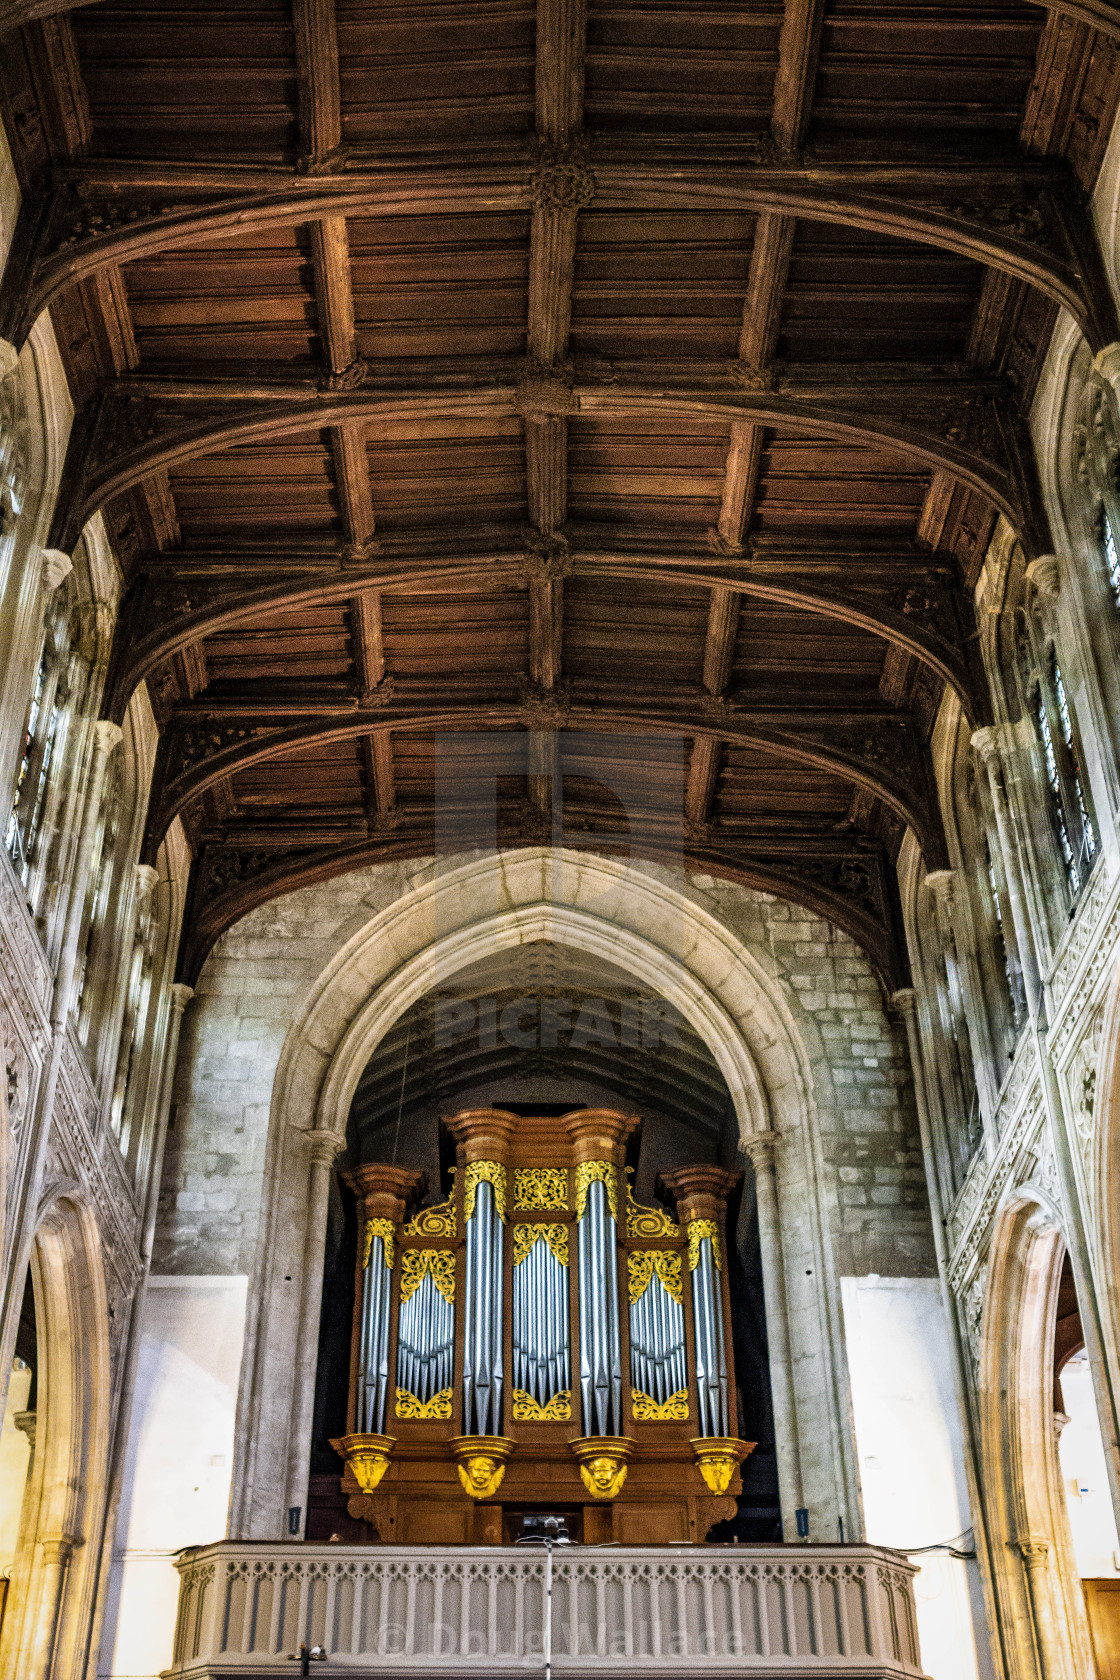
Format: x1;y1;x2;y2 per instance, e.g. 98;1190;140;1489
512;1226;571;1418
462;1172;505;1434
576;1169;623;1435
358;1224;393;1434
689;1224;729;1436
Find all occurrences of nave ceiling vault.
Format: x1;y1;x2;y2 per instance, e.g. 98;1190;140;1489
3;0;1120;988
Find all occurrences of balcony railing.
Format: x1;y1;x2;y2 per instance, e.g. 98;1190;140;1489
166;1541;926;1677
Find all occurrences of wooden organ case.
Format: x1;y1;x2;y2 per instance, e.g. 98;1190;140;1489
332;1108;753;1545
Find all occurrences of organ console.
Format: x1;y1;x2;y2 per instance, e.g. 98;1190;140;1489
332;1107;752;1545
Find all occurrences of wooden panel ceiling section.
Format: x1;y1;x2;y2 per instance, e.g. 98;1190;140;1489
3;0;1120;986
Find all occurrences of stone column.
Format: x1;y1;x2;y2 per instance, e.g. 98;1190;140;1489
1015;1536;1065;1680
737;1133;804;1527
972;726;1042;1018
0;721;122;1401
283;1127;346;1530
26;1533;77;1680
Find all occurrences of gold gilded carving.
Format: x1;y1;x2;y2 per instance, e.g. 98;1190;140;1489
464;1160;508;1224
513;1223;569;1268
330;1432;395;1492
362;1216;396;1271
569;1435;633;1500
574;1160;618;1222
627;1249;682;1303
625;1174;679;1239
514;1167;569;1210
395;1386;453;1420
399;1249;456;1303
513;1388;572;1421
632;1388;689;1421
404;1197;456;1239
687;1218;722;1272
691;1436;753;1494
449;1434;516;1500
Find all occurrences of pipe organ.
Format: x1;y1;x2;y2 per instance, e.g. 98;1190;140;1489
333;1109;752;1546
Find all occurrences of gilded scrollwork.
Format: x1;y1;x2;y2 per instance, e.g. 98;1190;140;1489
513;1167;568;1210
574;1159;617;1221
625;1172;679;1238
361;1216;396;1270
512;1388;571;1422
627;1248;682;1303
399;1249;456;1303
631;1388;688;1422
463;1159;508;1224
513;1222;569;1268
395;1386;453;1420
687;1218;722;1272
404;1194;456;1239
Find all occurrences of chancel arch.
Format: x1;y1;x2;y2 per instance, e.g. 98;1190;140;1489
231;849;868;1555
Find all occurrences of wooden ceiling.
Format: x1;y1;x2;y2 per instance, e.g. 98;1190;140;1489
3;0;1120;987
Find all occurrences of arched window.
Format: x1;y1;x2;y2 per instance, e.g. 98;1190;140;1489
4;579;74;889
1033;647;1097;899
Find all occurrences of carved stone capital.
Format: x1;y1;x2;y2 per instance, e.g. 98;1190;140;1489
970;725;1006;771
305;1128;345;1170
92;720;124;757
889;987;918;1017
924;868;956;907
740;1129;780;1171
1025;554;1062;603
1013;1536;1050;1566
134;862;159;900
169;983;195;1016
41;548;73;592
0;339;19;379
1093;341;1120;395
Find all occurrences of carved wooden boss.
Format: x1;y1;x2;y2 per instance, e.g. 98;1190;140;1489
332;1107;750;1545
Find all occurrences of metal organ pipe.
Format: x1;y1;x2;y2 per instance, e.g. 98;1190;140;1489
578;1175;623;1435
690;1232;729;1436
359;1231;392;1434
463;1178;504;1434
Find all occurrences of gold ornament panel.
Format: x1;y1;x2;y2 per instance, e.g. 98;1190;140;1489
362;1216;396;1270
627;1248;683;1303
464;1159;508;1224
574;1159;618;1221
625;1174;679;1239
404;1197;456;1239
513;1167;569;1210
395;1386;453;1420
687;1218;722;1271
513;1222;569;1268
399;1248;456;1302
632;1388;689;1421
512;1388;572;1421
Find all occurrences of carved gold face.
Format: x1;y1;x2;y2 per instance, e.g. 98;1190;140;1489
457;1454;506;1501
694;1451;736;1495
579;1453;628;1501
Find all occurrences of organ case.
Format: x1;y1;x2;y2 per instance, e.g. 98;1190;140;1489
332;1107;753;1545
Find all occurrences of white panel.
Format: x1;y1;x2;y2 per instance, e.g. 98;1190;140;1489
1059;1349;1120;1579
842;1275;995;1680
97;1276;248;1680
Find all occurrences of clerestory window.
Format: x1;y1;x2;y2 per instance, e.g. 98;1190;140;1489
1034;649;1097;901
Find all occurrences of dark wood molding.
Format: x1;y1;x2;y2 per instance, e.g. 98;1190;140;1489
5;152;1112;352
105;542;983;725
145;694;946;867
49;370;1049;555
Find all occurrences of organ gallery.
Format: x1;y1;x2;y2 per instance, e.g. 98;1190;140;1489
332;1108;751;1546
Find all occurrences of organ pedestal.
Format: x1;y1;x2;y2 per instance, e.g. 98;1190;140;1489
332;1107;753;1545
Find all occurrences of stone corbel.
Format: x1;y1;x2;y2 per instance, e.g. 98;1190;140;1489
40;548;72;594
1093;342;1120;400
1024;554;1062;634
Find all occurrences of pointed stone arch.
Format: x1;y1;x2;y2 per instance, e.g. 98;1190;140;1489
230;849;860;1558
978;1189;1095;1680
0;1186;111;1680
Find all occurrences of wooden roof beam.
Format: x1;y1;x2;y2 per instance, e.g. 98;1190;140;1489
9;153;1111;354
772;0;827;153
51;371;1048;557
145;695;945;867
108;543;982;726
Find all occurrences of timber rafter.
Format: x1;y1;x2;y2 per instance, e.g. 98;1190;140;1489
144;694;945;867
105;544;984;727
50;368;1049;555
2;151;1114;355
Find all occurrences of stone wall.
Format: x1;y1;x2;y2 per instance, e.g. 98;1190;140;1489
159;855;933;1282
